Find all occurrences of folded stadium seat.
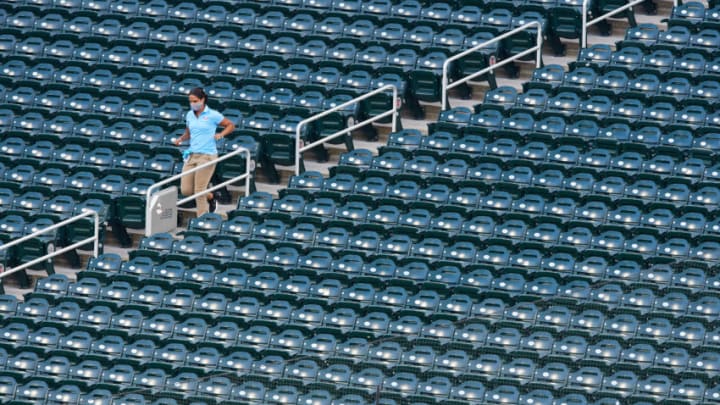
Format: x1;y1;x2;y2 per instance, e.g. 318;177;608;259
231;81;266;105
561;66;598;93
118;18;156;42
431;27;466;55
398;153;434;178
0;135;27;159
7;8;39;31
213;264;252;294
638;102;674;128
666;0;705;28
222;1;258;25
0;58;27;81
80;146;114;171
500;162;534;185
674;104;708;129
10;379;53;404
342;17;378;42
544;91;581;117
99;361;138;388
5;82;37;107
24;136;57;162
323;41;357;68
704;159;720;181
368;150;408;174
170;316;208;344
688;296;720;321
291;86;325;111
465;157;500;184
705;384;720;404
229;379;271;403
337;149;373;172
0;106;14;131
11;187;46;215
3;162;38;189
16;34;49;58
185;50;225;75
672;52;708;81
34;87;66;111
154;257;193;283
518;137;550;161
128;367;169;395
403;27;435;55
674;155;707;180
0;32;15;54
687;29;720;55
254;9;287;33
9;111;43;134
655;77;692;104
655;127;690;150
628;61;669;88
386;176;423;200
689;80;720;108
302;64;339;90
40;190;78;218
655;346;690;374
265;34;301;61
272;60;309;86
669;207;707;234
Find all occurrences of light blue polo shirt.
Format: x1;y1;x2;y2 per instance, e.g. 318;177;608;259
186;106;224;155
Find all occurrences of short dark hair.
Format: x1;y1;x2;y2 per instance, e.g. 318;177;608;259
189;87;208;103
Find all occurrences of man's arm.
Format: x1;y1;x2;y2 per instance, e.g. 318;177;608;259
214;118;236;140
174;127;190;146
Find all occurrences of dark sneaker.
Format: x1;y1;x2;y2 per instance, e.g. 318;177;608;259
208;196;217;213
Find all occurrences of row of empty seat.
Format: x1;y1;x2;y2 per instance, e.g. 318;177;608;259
349;144;720;185
33;267;720;325
0;6;541;45
0;372;712;404
281;168;720;210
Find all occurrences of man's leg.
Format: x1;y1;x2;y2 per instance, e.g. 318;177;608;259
193;154;217;216
180;154;198;201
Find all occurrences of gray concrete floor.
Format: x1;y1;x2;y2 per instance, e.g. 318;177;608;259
5;0;677;299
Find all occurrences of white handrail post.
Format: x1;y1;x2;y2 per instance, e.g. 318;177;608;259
536;22;543;68
295;113;302;178
441;21;542;111
0;210;100;280
441;61;450;115
582;0;589;48
93;209;100;258
393;85;399;132
294;84;399;176
144;146;252;236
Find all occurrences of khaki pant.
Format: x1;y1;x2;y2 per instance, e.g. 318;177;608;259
180;153;217;216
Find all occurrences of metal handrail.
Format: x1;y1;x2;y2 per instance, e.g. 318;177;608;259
145;146;252;236
441;21;543;111
294;84;399;175
0;210;100;279
582;0;645;47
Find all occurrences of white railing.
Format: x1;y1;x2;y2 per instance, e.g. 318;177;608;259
295;84;399;175
145;147;252;236
0;210;100;279
441;21;543;111
582;0;645;47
